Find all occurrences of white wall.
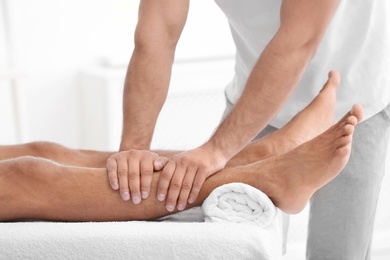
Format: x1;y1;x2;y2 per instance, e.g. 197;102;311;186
0;0;234;147
2;0;146;146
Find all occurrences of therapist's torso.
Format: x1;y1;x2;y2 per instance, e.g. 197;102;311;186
215;0;390;127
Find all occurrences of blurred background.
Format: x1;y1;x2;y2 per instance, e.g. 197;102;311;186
1;0;389;258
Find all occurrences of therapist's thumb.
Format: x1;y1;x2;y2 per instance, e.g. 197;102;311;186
154;157;169;171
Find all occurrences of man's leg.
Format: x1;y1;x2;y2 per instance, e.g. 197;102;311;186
0;142;112;168
307;104;390;260
0;105;362;221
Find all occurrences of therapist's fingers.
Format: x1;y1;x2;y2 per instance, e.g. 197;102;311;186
106;156;119;190
128;158;141;204
157;160;176;203
176;168;197;211
140;157;155;200
165;165;186;212
188;170;207;204
117;156;130;201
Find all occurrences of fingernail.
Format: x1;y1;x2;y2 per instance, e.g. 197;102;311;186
157;194;165;201
112;183;118;190
188;197;195;204
132;195;141;205
122;192;130;201
166;204;175;212
177;204;185;211
141;191;149;199
155;161;163;170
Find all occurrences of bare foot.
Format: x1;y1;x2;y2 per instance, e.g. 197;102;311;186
272;70;340;147
229;71;340;166
252;104;364;214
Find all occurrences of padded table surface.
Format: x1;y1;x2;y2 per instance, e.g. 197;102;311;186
0;218;282;260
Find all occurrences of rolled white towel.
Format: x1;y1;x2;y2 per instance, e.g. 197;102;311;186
201;182;277;228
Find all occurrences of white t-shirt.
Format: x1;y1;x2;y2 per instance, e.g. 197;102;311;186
215;0;390;127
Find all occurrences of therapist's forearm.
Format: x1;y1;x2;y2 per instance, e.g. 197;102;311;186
120;0;189;151
206;36;317;160
120;47;175;151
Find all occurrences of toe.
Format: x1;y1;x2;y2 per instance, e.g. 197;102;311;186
343;123;355;136
351;104;364;123
328;70;340;88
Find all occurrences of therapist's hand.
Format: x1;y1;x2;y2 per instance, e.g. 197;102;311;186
106;149;159;204
155;143;227;212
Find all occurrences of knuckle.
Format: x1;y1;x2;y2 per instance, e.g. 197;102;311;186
186;162;196;169
181;182;192;191
145;151;155;159
198;162;208;170
180;156;192;165
119;169;127;177
128;149;137;157
117;152;126;158
161;169;173;179
128;171;138;180
171;181;182;190
142;170;153;176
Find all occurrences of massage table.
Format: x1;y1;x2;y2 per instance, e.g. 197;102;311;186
0;183;284;260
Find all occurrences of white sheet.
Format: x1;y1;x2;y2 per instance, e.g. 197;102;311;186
0;219;282;260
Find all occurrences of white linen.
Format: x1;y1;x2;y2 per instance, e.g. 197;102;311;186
0;220;282;260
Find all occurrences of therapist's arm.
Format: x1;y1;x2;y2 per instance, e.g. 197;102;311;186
121;0;189;150
106;0;189;203
208;0;341;159
158;0;341;212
